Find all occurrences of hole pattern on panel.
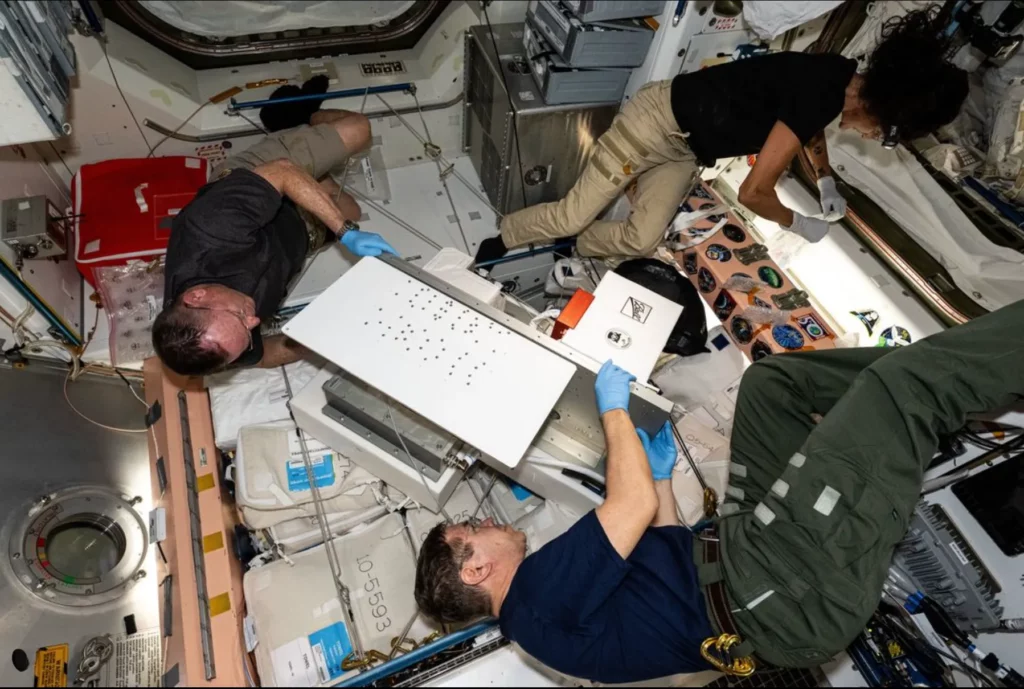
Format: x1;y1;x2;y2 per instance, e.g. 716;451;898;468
366;279;513;390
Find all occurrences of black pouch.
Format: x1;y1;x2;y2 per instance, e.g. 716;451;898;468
614;258;708;356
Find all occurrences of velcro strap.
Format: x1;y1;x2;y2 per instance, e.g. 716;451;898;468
614;120;650;159
590;154;620;186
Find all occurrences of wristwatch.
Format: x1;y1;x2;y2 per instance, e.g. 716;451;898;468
338;219;359;238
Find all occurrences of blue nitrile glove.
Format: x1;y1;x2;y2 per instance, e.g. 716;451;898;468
594;359;636;416
637;421;678;480
340;229;397;257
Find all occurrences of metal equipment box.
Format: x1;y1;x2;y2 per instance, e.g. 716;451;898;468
1;195;66;260
527;0;655;68
524;19;631;105
463;23;617;215
562;0;664;22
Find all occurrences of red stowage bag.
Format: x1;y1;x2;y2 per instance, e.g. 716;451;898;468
72;156;208;287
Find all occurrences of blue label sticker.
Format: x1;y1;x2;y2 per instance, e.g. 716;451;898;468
508;481;534;502
286;454;336;492
308;622;352;683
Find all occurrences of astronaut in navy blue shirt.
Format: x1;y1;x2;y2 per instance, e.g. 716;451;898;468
414;361;715;683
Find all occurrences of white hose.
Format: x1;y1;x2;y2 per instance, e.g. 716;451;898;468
525;456;606;486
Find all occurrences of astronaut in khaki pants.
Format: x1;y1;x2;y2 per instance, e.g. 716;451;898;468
480;81;699;260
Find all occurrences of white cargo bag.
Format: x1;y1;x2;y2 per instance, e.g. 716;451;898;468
246;512;422;687
236;421;381;530
268;505;390;555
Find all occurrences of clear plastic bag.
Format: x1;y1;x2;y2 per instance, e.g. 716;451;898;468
94;259;166;366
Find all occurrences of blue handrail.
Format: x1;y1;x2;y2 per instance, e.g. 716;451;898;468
335;620;499;687
228;83;414;112
0;257;80;345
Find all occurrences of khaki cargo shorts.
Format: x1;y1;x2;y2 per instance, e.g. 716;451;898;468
210;123;349;254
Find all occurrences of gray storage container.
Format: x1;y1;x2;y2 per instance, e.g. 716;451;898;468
527;0;655;68
463;23;618;215
563;0;664;22
524;20;630;105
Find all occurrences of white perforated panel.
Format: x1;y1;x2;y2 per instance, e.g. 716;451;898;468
283;258;576;469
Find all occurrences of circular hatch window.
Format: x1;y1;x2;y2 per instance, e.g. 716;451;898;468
7;486;148;608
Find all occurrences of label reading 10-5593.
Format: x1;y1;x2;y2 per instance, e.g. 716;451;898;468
356;555;391;633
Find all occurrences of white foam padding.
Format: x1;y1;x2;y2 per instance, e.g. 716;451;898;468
651;325;748;409
424;248;504;308
247;513;420;687
207;360;321;449
235;421;381;530
282;258;576;469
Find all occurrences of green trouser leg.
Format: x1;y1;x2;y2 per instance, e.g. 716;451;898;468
716;299;1024;668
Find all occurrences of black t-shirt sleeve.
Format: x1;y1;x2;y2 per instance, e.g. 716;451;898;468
777;54;855;144
177;169;284;244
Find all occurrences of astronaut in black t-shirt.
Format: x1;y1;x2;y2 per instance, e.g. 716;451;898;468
476;9;969;264
153;79;397;377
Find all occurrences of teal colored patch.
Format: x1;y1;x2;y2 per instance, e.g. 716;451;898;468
308;622;352;683
509;481;534;502
757;266;784;289
286;454;335;492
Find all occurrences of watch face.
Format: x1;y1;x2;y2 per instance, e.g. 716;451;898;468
772;324;805;350
698;267;717;293
731;316;753;344
705;244;732;262
722;224;747;243
758;265;784;289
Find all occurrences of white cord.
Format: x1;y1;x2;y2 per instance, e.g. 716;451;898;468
384;401;452;523
64;370;148;434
